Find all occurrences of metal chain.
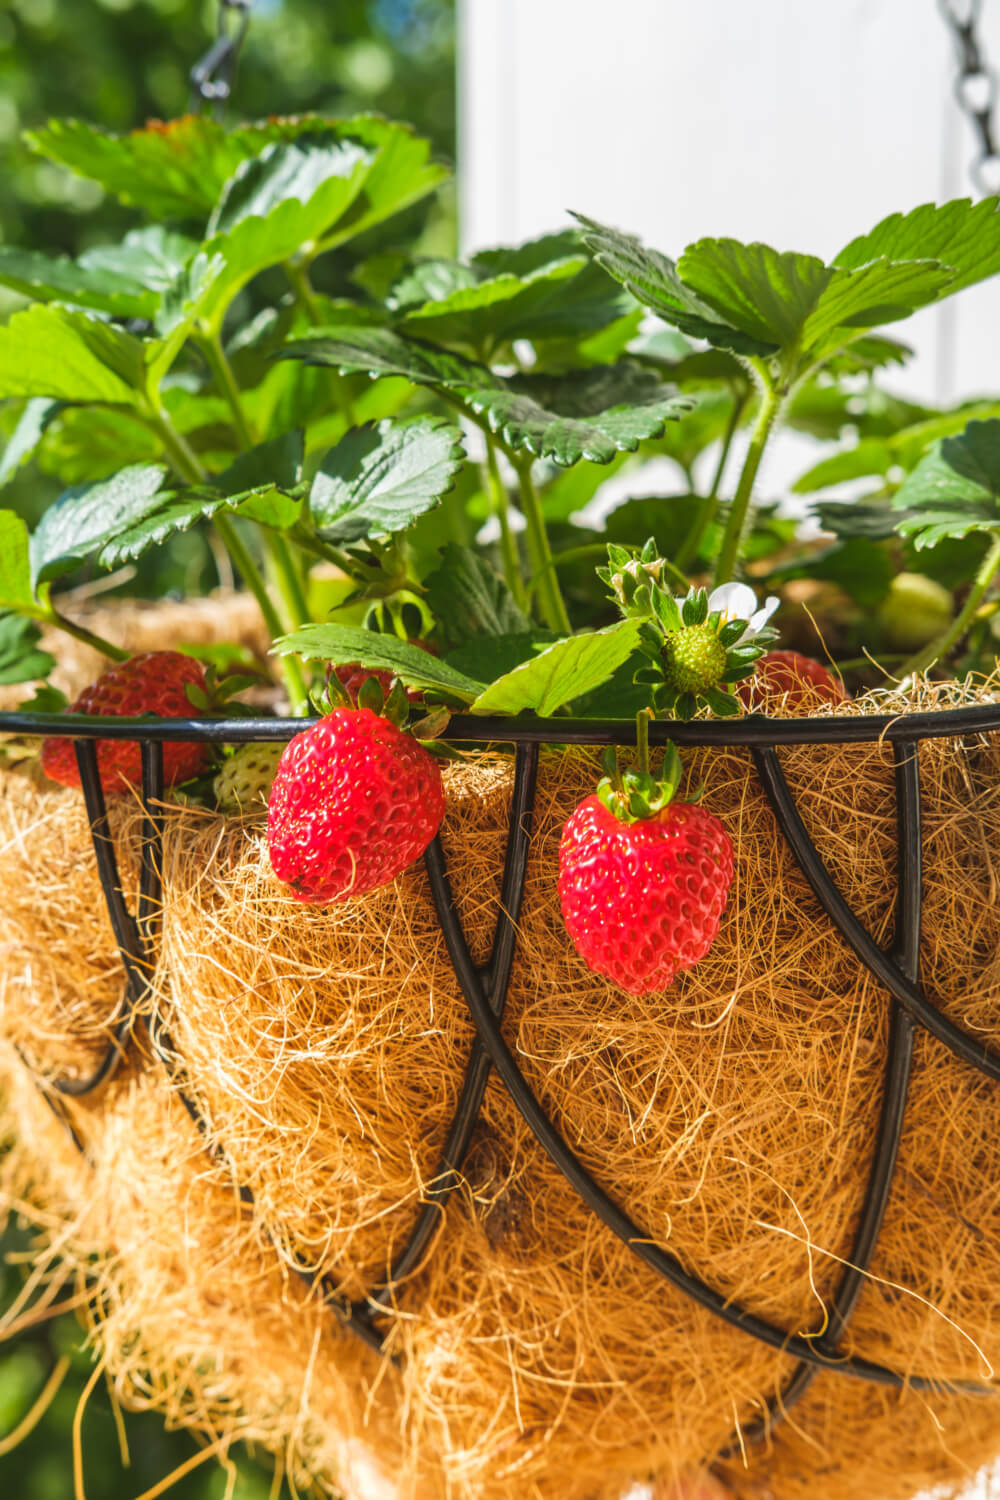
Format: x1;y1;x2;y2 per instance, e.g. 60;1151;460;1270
938;0;1000;193
189;0;253;117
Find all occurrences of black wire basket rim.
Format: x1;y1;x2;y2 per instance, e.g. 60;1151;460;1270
4;699;1000;747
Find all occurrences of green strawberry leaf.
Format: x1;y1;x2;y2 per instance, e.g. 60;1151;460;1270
469;619;643;716
572;213;776;357
25;113;384;219
424;545;533;650
93;493;227;567
464;367;691;465
206;137;372;239
317;115;449;246
29;464;170;585
835;197;1000;297
0;246;156;317
77;226;201;294
0;399;62;485
0;510;35;608
892;418;1000;549
813;500;902;540
34;407;163;485
397;236;634;354
677;238;950;365
444;631;561;682
310;418;464;543
215;430;304;496
793;440;895;494
284;328;689;465
0;613;54;685
676;239;833;349
0;304;147;404
273;624;484;702
379;255;480;308
283;324;483;387
793;402;1000;493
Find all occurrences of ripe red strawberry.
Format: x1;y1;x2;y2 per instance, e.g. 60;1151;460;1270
737;649;847;713
559;793;734;996
267;707;446;904
41;651;209;794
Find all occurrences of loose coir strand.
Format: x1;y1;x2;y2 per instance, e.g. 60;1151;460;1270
7;712;1000;1463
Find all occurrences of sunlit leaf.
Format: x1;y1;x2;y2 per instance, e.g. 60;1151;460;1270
310;418;464;542
470;619;642;715
273;624;483;701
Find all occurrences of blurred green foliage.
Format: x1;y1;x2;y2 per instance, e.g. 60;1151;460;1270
0;0;455;256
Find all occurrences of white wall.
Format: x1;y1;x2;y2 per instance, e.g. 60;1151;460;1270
458;7;1000;1498
458;0;1000;409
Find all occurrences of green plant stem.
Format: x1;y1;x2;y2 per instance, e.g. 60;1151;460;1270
511;454;572;634
483;435;528;610
713;378;783;587
147;406;208;486
150;405;310;714
268;533;311;629
283;257;324;324
198;333;311;632
283;258;357;427
900;533;1000;677
635;707;651;777
199;333;256;449
39;606;129;662
675;387;747;572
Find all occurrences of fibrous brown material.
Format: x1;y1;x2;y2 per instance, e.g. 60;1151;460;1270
3;672;1000;1500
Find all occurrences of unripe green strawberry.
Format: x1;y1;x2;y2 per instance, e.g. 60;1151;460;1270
214;742;283;814
877;572;952;651
267;707;446;904
662;624;728;694
558;793;733;995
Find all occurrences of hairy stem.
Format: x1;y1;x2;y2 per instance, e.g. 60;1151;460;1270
484;434;528;609
713;376;783;586
268;533;311;629
901;533;1000;677
512;453;572;634
675;386;747;572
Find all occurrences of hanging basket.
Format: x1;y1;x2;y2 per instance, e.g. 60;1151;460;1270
3;649;1000;1500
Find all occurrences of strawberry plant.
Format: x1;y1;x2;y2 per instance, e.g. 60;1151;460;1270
4;111;1000;987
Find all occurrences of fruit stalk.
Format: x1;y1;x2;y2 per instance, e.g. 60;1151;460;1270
38;605;130;663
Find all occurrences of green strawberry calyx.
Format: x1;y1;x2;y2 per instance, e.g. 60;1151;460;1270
597;713;688;825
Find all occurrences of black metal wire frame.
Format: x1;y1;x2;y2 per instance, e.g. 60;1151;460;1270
5;707;999;1450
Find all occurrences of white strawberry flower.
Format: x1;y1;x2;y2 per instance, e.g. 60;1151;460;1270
707;581;779;643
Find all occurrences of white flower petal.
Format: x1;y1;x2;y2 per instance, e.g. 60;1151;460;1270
708;581;758;621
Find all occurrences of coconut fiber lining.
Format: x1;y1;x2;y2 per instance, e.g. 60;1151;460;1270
3;681;1000;1499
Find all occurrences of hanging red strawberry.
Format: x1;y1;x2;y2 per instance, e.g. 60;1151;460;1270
558;725;733;995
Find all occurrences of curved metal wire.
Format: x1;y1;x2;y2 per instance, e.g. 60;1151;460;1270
721;741;921;1452
7;709;999;1425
